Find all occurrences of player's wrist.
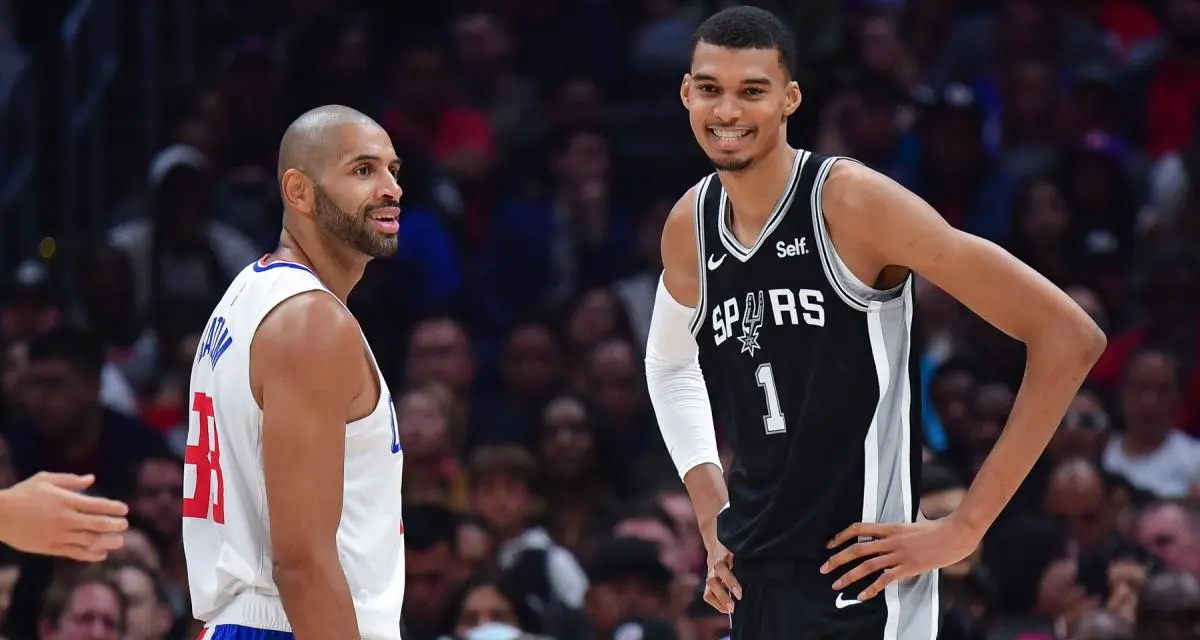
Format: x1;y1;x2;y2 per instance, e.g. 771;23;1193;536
945;507;987;543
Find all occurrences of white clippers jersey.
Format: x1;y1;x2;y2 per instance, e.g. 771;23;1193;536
183;256;404;639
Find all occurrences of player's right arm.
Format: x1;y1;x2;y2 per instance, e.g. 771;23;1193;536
646;187;741;612
253;292;361;639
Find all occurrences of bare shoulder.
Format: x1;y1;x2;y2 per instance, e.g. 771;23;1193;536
820;159;900;223
660;182;704;307
819;158;953;263
252;292;361;393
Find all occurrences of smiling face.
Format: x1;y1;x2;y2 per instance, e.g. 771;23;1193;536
282;120;403;259
682;42;800;173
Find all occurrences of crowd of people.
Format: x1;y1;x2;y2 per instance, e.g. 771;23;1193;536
2;0;1200;639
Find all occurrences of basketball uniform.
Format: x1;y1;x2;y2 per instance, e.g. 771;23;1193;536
690;152;938;639
184;256;405;640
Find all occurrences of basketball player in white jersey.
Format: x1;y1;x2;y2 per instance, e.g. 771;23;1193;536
184;105;405;640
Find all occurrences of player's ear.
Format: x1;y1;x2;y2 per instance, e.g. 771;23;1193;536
784;81;802;118
680;74;692;110
280;168;312;214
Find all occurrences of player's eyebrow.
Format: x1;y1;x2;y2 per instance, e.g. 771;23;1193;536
344;154;401;167
692;73;772;86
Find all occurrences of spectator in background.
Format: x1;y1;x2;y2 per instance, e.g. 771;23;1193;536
1091;248;1200;434
107;145;260;318
476;128;635;333
407;316;499;444
613;196;672;350
1102;348;1200;498
984;514;1092;640
124;455;188;620
6;328;167;497
533;395;620;560
404;504;465;640
1135;570;1200;640
37;565;125;640
582;537;675;640
491;319;564;445
439;574;543;638
70;244;156;398
107;559;172;640
0;261;62;344
396;382;470;510
467;444;588;614
453;10;542;163
1125;0;1200;159
908;83;1017;242
1004;176;1084;287
1135;500;1200;580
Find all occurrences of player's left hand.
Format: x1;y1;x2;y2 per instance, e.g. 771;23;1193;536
819;515;980;601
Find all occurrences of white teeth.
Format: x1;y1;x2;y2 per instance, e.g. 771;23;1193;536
710;129;750;139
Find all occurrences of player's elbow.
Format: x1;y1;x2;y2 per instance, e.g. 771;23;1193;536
271;533;336;582
1042;310;1107;371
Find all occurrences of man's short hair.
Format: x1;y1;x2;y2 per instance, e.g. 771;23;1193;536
40;565;126;632
691;6;796;78
26;326;105;378
467;444;538;489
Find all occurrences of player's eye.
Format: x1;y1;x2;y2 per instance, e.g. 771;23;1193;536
744;88;764;96
354;165;373;177
698;84;719;94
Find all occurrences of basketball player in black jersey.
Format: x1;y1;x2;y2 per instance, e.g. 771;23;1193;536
644;6;1106;639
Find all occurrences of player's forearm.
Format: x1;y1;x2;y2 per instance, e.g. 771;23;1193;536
682;463;729;551
955;322;1105;535
273;552;359;639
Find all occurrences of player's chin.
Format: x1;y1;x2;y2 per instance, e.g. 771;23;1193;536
365;237;400;259
709;152;754;173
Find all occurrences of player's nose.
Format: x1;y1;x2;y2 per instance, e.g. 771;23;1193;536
713;94;742;122
378;173;402;201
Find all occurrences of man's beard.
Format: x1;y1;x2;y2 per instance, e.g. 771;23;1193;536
313;184;399;259
710;155;754;172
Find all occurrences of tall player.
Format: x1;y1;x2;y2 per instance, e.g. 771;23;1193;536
184;105;405;639
645;7;1106;639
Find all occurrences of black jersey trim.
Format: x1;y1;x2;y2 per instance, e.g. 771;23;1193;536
688;175;713;336
716;150;809;262
810;156;908;312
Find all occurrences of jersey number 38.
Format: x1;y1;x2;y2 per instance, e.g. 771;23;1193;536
184;391;226;523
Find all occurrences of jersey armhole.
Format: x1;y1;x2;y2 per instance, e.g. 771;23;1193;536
687;175;713;336
246;280;340;411
809;156;909;312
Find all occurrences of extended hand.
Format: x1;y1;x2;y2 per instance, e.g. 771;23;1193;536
0;473;129;562
704;541;742;614
820;517;979;600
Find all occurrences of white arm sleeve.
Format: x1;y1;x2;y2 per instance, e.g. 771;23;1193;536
645;274;721;478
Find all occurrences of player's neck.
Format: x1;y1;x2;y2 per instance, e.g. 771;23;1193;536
718;144;797;229
273;227;367;302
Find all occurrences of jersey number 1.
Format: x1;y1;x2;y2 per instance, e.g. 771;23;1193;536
184;391;225;523
755;363;787;434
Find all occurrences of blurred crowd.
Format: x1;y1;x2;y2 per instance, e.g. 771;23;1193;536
2;0;1200;639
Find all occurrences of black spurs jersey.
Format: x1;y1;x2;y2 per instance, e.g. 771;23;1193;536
691;151;923;562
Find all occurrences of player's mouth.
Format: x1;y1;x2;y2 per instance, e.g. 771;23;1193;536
707;126;753;152
367;207;401;235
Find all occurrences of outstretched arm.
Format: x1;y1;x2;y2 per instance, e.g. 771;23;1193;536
645;186;740;613
254;292;363;639
820;162;1105;597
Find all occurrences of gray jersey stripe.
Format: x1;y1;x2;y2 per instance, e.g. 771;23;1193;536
688;175;712;336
